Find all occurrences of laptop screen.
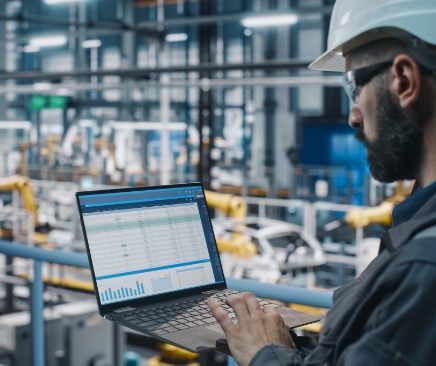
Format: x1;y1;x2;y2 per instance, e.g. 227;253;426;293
78;185;225;305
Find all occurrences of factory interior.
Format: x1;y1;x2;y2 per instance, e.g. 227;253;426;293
0;0;415;365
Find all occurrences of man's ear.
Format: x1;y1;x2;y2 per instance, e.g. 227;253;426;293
391;54;422;109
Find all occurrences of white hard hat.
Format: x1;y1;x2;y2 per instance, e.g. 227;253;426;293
309;0;436;72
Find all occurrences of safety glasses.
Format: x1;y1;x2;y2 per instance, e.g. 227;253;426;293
343;60;434;103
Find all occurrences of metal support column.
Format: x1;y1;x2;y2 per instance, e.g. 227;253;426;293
0;0;14;313
198;0;217;188
32;260;44;366
5;255;13;312
264;0;278;199
119;0;136;121
160;47;171;185
113;323;124;366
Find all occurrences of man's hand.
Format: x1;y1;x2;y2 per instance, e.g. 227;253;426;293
208;292;296;366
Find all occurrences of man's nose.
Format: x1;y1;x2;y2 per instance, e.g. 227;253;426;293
348;105;364;129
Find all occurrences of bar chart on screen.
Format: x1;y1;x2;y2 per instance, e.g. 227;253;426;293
99;278;146;303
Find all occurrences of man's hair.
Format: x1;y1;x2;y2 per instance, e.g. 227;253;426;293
348;37;436;82
348;38;409;67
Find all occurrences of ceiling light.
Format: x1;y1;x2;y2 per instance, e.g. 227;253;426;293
82;39;102;49
109;122;187;131
0;121;32;130
241;14;298;27
44;0;87;4
57;88;71;96
165;33;188;42
23;45;41;53
29;36;67;48
33;83;52;91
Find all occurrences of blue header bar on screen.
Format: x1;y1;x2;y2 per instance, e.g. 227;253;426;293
79;185;203;206
81;195;195;208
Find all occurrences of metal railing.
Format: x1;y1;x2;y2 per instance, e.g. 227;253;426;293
0;241;89;366
244;196;368;249
0;241;332;366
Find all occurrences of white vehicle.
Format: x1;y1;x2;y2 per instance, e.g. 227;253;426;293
212;217;326;283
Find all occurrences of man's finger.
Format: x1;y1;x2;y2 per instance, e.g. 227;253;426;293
262;306;285;325
208;297;235;333
226;294;251;323
262;306;280;316
240;292;263;316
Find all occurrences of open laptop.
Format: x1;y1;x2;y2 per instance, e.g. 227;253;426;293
76;183;319;353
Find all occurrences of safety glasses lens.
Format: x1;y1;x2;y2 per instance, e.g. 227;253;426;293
343;72;356;102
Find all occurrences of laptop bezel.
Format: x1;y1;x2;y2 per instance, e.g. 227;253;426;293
76;182;228;316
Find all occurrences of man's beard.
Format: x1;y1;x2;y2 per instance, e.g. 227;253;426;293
355;88;423;183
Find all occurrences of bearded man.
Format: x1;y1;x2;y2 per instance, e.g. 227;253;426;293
208;1;436;365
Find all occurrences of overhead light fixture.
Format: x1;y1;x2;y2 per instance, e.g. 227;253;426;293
33;82;52;91
29;35;67;48
81;39;102;49
44;0;87;4
165;33;188;42
23;45;41;53
241;14;298;27
0;121;32;130
109;122;187;131
57;88;71;96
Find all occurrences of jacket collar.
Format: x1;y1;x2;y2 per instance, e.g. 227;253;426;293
392;181;436;227
381;192;436;253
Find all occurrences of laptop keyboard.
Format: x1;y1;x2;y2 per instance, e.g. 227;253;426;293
116;291;279;336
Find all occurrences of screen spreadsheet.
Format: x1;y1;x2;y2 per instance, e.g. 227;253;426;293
78;186;224;305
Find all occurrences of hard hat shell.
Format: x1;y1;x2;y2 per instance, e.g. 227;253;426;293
309;0;436;72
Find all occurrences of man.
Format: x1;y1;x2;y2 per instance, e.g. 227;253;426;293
207;0;436;365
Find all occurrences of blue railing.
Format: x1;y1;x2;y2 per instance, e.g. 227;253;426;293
0;241;333;366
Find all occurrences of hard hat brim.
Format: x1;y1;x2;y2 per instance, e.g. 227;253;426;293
309;48;346;72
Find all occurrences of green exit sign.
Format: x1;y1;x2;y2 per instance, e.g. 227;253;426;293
30;96;69;110
29;95;46;111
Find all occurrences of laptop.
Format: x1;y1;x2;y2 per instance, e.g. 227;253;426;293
76;183;319;353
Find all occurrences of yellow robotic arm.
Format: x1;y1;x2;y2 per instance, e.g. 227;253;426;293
0;176;52;244
15;142;37;175
0;175;39;226
204;190;247;219
205;190;257;258
344;181;413;228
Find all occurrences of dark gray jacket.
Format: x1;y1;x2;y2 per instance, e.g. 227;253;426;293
249;192;436;366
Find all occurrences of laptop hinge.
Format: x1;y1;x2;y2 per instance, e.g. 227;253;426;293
113;306;136;313
202;290;220;294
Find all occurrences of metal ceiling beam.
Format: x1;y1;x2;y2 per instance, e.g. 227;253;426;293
0;29;154;45
135;0;196;7
8;99;186;109
0;7;332;42
137;7;333;28
0;7;332;31
0;59;313;81
0;76;343;94
0;13;162;37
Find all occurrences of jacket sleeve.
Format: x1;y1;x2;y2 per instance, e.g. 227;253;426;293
248;345;306;366
248;332;315;366
337;261;436;366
